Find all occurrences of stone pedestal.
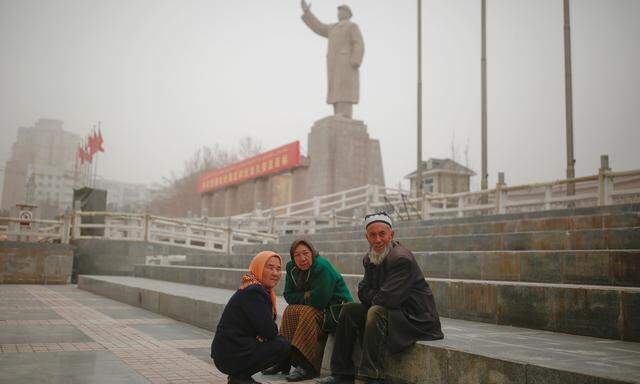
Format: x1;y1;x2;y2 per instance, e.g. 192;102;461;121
306;116;384;198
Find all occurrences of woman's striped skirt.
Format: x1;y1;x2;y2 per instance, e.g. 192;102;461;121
279;304;327;374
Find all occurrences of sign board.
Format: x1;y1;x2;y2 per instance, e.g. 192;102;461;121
18;210;33;228
198;141;301;194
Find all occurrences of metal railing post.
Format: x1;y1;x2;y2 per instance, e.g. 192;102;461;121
544;185;552;210
61;214;71;244
598;154;612;206
372;185;380;206
421;194;430;220
496;172;507;214
330;208;337;227
269;209;276;234
225;216;233;255
144;214;150;242
313;196;321;217
72;211;81;240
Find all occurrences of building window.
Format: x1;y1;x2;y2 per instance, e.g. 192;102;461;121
422;178;434;193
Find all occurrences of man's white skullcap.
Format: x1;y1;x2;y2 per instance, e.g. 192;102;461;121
364;211;393;230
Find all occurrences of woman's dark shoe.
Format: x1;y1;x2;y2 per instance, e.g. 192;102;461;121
227;376;262;384
261;362;291;375
286;366;316;382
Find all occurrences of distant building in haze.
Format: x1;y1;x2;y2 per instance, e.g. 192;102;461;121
1;119;84;218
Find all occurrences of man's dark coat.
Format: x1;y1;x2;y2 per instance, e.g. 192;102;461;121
358;241;444;353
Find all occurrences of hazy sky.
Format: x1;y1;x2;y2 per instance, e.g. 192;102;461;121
1;0;639;197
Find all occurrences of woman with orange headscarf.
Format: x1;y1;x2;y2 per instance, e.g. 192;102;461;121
211;251;291;384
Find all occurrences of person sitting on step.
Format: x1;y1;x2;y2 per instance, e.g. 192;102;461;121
262;237;353;381
316;211;444;384
211;251;290;384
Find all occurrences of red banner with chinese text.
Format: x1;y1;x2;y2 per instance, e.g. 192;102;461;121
197;141;301;194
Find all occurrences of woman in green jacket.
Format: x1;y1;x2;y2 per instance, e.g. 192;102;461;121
262;237;352;382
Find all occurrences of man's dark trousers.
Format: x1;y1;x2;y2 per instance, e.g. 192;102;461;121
330;302;388;380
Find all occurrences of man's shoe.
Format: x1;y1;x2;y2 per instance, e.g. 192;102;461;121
261;362;291;375
365;379;386;384
316;375;354;384
286;366;316;382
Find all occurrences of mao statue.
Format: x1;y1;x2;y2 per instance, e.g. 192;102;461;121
301;1;364;119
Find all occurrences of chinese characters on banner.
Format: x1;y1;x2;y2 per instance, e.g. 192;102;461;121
197;141;301;194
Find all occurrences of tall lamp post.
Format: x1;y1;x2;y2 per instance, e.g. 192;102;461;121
481;0;488;192
416;0;424;199
563;0;576;195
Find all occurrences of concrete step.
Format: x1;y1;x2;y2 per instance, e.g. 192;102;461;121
132;264;640;341
178;250;640;287
77;275;640;384
318;202;640;234
233;227;640;255
280;212;640;244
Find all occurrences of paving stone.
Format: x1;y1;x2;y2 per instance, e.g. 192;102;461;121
93;306;164;320
129;323;212;341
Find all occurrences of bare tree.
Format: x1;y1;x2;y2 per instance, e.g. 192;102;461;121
149;137;262;217
236;136;263;160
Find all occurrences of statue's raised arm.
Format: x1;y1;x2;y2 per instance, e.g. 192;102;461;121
301;0;330;38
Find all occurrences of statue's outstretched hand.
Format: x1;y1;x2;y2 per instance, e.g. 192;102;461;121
301;0;311;13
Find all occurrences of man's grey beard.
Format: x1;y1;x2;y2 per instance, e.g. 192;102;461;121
368;244;391;265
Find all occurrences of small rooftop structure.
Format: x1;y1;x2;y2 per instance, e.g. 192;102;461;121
405;158;476;195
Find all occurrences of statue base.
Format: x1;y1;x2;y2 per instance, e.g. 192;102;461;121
306;116;384;198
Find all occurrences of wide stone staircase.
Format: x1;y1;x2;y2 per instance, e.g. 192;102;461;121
79;203;640;383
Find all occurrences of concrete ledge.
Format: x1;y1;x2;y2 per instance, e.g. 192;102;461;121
73;239;222;276
78;274;230;330
233;227;640;255
280;212;640;244
0;241;73;284
133;265;640;341
182;250;640;287
318;203;640;233
78;275;640;384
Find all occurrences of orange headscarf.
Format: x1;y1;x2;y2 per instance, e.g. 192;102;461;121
239;251;282;319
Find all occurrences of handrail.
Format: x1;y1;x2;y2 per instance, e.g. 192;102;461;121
209;166;639;225
2;160;638;246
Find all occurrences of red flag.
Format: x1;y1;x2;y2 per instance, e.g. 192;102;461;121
96;128;104;152
77;145;86;164
84;140;93;163
88;130;98;156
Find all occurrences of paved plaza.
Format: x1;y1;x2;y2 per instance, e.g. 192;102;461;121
0;284;313;384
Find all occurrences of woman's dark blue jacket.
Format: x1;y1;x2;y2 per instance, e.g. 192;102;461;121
211;284;278;360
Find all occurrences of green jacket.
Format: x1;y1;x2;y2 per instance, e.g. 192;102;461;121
283;255;353;310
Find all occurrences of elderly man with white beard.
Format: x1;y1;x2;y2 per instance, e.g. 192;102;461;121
317;212;444;384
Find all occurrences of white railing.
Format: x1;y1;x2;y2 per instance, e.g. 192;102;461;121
202;214;361;236
233;184;409;218
0;217;69;243
0;211;277;252
417;157;640;219
205;155;640;223
201;184;414;234
2;156;638;247
70;211;277;253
